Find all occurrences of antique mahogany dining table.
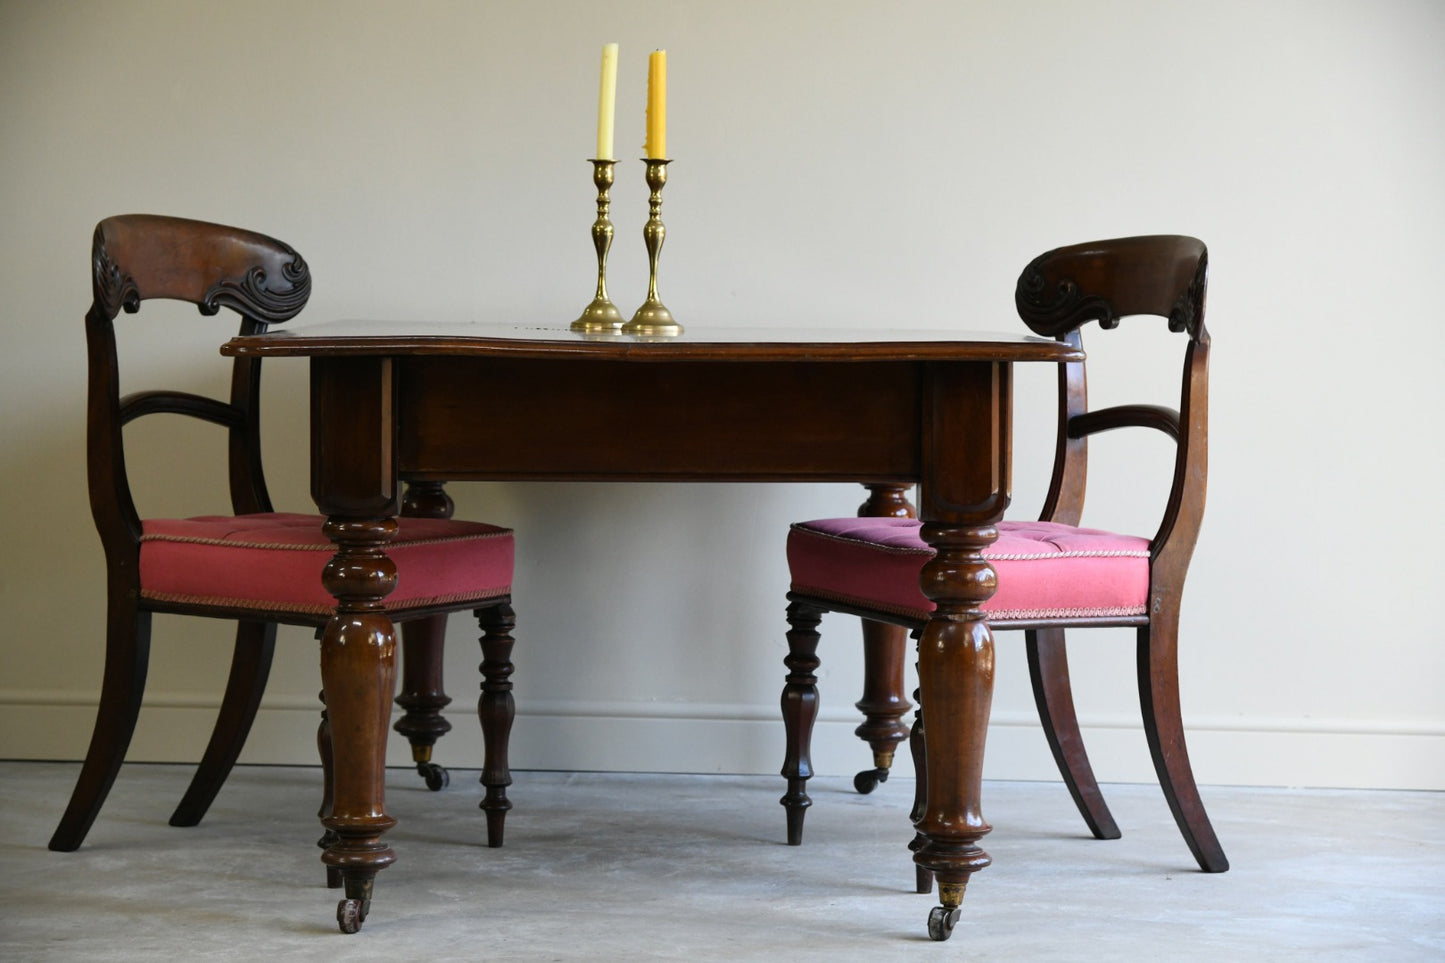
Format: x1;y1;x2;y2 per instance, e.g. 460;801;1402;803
221;319;1083;937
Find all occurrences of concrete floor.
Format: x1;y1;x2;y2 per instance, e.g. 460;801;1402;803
1;762;1441;961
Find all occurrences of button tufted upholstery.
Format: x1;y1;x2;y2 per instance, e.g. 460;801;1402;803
787;517;1150;623
141;513;514;617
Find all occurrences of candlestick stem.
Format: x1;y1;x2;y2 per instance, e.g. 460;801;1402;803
572;159;624;332
623;158;680;336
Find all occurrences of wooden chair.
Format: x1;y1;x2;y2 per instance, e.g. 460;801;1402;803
779;235;1226;887
50;214;518;859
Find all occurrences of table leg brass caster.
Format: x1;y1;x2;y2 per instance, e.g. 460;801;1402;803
927;904;960;941
418;761;450;791
852;766;890;795
337;897;370;934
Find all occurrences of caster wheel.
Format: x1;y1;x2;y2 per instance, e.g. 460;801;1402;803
337;898;369;933
927;905;960;942
853;767;888;795
420;762;450;791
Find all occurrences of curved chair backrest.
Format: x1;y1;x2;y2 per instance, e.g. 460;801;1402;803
86;214;311;567
91;214;311;323
1014;235;1206;339
1013;235;1210;599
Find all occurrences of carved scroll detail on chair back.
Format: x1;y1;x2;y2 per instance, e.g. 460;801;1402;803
1014;235;1207;339
91;214;310;323
85;215;312;561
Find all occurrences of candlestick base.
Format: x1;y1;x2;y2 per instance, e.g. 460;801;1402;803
572;298;625;332
622;299;679;337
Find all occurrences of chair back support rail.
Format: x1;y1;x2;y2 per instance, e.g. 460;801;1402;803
1015;235;1210;582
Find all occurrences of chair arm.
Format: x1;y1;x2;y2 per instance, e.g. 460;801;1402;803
1068;404;1180;441
119;390;243;428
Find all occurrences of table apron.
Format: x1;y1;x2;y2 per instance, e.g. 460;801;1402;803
395;356;928;481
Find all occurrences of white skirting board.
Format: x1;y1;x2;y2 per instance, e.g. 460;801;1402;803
3;693;1442;792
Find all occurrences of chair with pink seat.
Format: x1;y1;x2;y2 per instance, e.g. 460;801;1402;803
50;214;518;860
778;235;1226;884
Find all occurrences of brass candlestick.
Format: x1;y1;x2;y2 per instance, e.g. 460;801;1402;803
622;158;680;336
572;159;625;332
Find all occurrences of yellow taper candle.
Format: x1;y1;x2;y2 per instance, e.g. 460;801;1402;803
596;43;618;160
644;49;666;159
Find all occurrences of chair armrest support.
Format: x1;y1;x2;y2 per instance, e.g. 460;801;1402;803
120;390;242;428
1068;404;1179;441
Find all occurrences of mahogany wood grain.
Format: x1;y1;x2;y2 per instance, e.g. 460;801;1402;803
53;215;309;855
852;486;916;794
57;217;519;926
309;364;403;909
780;600;824;846
1026;627;1120;840
784;237;1225;924
168;620;278;827
395;482;455;789
395;357;923;482
223;316;1079;934
225;320;1080;362
476;602;517;848
1037;329;1087;527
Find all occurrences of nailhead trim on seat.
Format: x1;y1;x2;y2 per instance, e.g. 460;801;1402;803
787;517;1151;622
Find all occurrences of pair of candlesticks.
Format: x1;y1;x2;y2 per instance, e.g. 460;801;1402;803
572;158;679;336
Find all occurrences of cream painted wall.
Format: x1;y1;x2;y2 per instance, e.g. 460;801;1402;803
2;0;1441;792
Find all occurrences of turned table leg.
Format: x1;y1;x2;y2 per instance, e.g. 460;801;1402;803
911;360;1011;941
913;522;998;941
319;515;400;934
310;355;402;934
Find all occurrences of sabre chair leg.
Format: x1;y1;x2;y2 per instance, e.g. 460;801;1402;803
50;603;153;852
907;683;934;895
316;685;342;889
1026;627;1120;840
170;620;277;827
1137;618;1228;873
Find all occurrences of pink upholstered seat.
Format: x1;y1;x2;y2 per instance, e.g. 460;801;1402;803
141;513;514;617
787;517;1149;623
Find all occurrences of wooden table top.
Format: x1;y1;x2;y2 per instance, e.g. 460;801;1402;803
223;319;1084;363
